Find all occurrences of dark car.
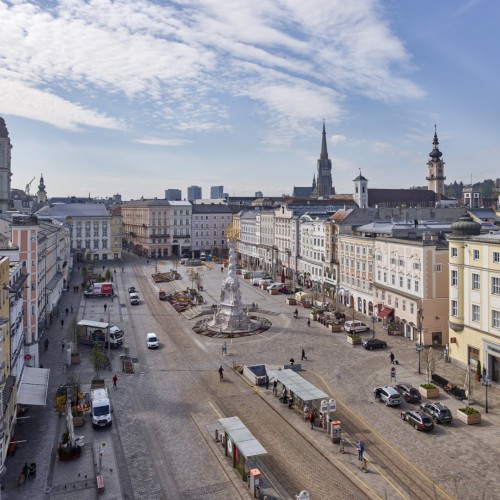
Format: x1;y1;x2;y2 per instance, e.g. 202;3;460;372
395;383;421;403
401;410;434;431
128;286;136;293
420;402;453;424
362;338;387;350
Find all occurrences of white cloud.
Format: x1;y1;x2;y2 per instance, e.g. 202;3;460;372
0;0;423;143
135;137;192;146
330;134;346;144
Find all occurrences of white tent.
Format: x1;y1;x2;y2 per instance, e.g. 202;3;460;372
17;367;50;406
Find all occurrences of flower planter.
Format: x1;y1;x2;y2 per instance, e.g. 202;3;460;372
330;323;342;332
457;408;482;425
71;353;81;364
347;335;361;345
72;415;84;427
418;386;440;399
286;298;296;305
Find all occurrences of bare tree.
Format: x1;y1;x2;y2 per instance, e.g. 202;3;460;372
425;347;435;384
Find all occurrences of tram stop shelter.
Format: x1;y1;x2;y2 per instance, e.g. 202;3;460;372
218;416;267;480
267;368;329;413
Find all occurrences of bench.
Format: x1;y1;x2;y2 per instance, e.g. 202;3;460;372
96;474;105;492
431;374;449;388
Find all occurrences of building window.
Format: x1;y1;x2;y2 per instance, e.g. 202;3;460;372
383;272;387;283
391;274;395;285
494;251;500;263
492;277;500;295
451;300;458;317
472;304;480;323
492;310;500;329
451;270;458;287
94;240;99;249
472;273;480;290
407;278;411;290
377;271;381;281
434;264;443;272
414;281;419;292
402;300;406;311
473;249;480;260
451;247;458;258
399;276;403;287
395;298;399;308
410;303;415;314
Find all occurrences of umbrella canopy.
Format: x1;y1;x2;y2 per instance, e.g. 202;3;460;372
66;400;75;446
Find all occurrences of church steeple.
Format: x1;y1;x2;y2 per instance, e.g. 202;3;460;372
37;173;47;203
313;122;334;197
426;125;446;197
320;121;328;160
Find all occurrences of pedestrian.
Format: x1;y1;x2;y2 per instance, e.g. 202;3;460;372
356;441;365;461
65;308;68;316
389;352;395;364
112;374;118;388
44;338;49;352
104;304;107;312
301;348;307;361
265;375;269;390
222;341;227;355
273;380;278;396
22;463;29;483
61;319;64;329
289;358;295;366
310;411;315;430
221;266;224;272
307;318;310;327
61;340;65;352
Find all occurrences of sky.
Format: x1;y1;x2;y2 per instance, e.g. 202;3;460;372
1;0;499;200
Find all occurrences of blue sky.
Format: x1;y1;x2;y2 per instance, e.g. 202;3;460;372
1;0;499;200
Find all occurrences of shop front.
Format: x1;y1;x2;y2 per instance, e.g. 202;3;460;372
483;340;500;382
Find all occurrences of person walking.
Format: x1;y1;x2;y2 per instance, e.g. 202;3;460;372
357;441;365;461
44;338;49;352
104;303;107;312
310;412;315;430
273;380;278;396
22;463;29;483
61;339;65;352
301;348;307;361
60;319;64;329
112;374;118;388
222;341;227;355
65;308;69;316
307;318;311;327
389;352;395;364
218;366;224;381
265;375;269;390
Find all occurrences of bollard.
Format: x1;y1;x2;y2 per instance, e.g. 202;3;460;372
361;458;368;473
339;438;345;454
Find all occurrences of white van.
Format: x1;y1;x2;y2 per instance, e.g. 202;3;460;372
130;292;140;305
200;252;207;260
343;320;370;333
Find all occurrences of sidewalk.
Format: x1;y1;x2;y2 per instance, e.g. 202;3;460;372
1;266;127;499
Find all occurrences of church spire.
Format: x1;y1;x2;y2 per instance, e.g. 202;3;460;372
320;120;328;160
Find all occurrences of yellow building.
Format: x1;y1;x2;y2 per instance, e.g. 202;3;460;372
0;255;15;475
447;213;500;379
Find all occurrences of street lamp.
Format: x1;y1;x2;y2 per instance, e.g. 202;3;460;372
416;308;424;374
371;316;376;338
482;377;491;413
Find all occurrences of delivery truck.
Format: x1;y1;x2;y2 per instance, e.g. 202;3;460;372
83;282;114;298
90;387;113;428
76;320;124;347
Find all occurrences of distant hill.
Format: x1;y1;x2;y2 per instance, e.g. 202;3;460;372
410;178;500;199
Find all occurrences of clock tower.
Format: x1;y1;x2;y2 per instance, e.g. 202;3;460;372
426;126;446;197
0;117;13;213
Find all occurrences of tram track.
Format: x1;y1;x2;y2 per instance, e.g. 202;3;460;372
134;264;369;499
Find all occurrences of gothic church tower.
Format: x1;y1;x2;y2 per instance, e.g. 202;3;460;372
0;117;13;213
426;126;446;197
313;122;335;197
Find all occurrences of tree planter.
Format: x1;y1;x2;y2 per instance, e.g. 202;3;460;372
347;335;361;345
457;408;482;425
419;385;440;399
330;323;342;333
71;353;81;364
286;298;296;305
91;380;105;389
72;415;84;427
310;313;318;321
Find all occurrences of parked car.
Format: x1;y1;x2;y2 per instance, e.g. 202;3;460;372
251;277;272;286
420;402;453;424
401;410;434;431
395;383;421;403
362;338;387;350
374;386;402;406
344;321;370;334
268;283;285;292
146;332;159;349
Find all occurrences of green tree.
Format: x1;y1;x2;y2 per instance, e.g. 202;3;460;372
90;344;107;379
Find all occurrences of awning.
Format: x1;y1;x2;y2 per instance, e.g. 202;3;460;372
17;367;50;406
46;272;63;291
378;307;394;319
268;369;328;402
219;417;267;459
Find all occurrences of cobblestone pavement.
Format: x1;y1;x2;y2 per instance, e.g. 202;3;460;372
3;256;499;500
